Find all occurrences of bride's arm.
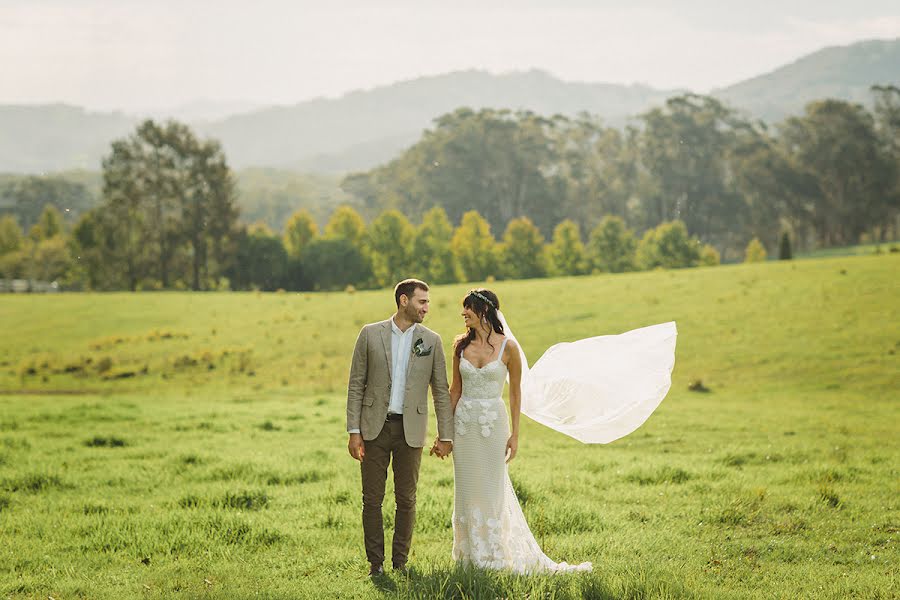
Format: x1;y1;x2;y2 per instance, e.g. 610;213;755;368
506;339;522;462
450;349;462;413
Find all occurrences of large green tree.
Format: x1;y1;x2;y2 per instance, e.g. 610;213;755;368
30;236;72;283
183;137;239;290
871;85;900;240
547;219;588;276
0;208;73;284
345;108;564;236
498;216;547;280
588;216;637;273
780;100;896;245
71;209;122;289
300;237;372;291
1;175;94;231
0;215;23;256
872;85;900;157
556;115;637;230
283;208;318;259
637;220;701;269
725;127;807;258
638;95;750;249
412;206;458;284
227;225;288;291
451;210;498;282
79;186;149;291
367;210;415;288
29;205;64;241
99;120;239;290
324;205;367;244
0;216;26;279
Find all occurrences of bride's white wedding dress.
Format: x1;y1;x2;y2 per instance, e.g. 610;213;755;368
451;320;677;573
452;337;591;573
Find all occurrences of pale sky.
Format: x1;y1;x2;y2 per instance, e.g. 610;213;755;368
2;0;898;112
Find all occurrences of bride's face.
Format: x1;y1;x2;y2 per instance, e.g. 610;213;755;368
461;305;480;329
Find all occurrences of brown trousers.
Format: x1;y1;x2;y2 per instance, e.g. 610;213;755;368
361;418;423;567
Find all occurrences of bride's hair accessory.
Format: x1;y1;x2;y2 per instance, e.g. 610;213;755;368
469;290;495;309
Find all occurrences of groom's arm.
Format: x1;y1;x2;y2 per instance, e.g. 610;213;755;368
430;335;454;442
346;326;368;436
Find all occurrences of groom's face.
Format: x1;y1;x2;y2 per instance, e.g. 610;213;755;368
403;288;430;323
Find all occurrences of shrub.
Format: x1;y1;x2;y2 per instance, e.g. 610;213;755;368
214;490;269;511
2;473;65;493
85;436;127;448
588;216;637;273
700;244;720;266
637;220;700;269
778;232;792;260
745;238;767;262
625;466;692;485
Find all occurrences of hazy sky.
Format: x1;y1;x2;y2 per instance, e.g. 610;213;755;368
2;0;898;111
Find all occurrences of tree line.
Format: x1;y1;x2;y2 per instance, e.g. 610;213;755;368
233;205;742;291
0;87;897;291
344;86;900;260
0;197;773;291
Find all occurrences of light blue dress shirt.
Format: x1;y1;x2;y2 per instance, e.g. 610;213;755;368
389;318;417;414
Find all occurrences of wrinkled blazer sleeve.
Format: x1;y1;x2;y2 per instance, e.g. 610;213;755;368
346;326;368;432
430;334;454;440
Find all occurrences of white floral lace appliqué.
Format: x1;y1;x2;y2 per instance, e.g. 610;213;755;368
455;399;500;438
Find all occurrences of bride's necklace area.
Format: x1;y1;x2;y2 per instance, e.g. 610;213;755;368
464;334;504;369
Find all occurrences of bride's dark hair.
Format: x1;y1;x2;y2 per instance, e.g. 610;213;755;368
454;288;504;358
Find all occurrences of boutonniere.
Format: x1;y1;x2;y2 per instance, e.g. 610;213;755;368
412;338;432;357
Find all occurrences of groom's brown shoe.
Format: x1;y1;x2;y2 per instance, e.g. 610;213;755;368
368;563;384;577
393;563;408;575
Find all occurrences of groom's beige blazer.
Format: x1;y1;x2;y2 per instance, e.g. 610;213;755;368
347;319;454;448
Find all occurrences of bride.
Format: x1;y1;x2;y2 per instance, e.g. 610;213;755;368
436;288;676;573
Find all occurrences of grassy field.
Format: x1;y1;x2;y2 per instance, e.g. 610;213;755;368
0;254;898;599
795;241;899;259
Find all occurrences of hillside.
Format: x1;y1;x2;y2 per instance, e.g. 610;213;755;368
1;38;896;174
0;255;896;598
0;169;347;232
0;104;135;172
199;69;679;171
715;38;900;121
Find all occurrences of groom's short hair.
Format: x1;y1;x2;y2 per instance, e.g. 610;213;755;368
395;279;429;306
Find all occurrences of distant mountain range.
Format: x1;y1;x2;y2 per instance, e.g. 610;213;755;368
202;70;680;173
2;38;897;175
713;38;899;121
130;100;267;123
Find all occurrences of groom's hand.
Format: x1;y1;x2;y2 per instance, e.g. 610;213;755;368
430;440;452;459
348;433;365;462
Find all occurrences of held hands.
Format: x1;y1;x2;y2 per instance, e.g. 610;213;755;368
348;433;365;462
429;438;452;459
505;434;518;463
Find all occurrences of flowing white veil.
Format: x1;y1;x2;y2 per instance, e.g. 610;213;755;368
498;310;677;444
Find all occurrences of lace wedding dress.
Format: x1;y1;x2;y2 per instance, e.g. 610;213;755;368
452;337;592;573
451;320;677;573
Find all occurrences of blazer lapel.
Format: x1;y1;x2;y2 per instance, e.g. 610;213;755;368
405;325;423;381
381;320;393;380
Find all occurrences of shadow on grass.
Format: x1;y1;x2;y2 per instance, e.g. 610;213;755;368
369;572;398;595
376;563;691;600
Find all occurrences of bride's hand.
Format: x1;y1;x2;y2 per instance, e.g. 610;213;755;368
505;435;518;463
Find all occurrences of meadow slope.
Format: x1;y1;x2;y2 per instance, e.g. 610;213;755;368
0;254;897;599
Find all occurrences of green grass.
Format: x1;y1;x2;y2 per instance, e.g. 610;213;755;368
0;254;898;599
795;241;900;259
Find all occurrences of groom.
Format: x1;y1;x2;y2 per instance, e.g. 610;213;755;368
346;278;454;576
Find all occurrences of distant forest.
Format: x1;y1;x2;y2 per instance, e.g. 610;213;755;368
1;87;898;291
